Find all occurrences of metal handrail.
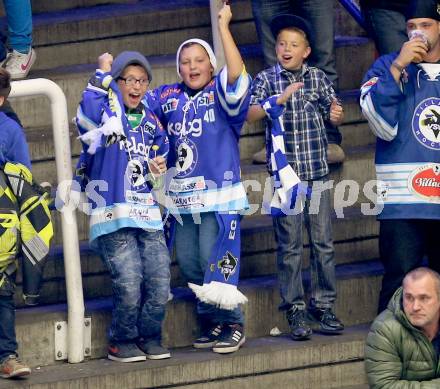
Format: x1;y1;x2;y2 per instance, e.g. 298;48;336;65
338;0;366;31
10;78;85;364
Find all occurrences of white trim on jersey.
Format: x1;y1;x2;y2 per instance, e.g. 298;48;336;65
360;93;398;141
167;182;248;213
217;66;250;117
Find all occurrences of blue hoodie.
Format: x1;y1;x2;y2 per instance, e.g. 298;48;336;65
0;111;31;168
75;70;169;244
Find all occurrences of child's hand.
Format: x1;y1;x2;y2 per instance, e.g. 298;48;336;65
218;0;232;29
276;82;304;105
98;52;113;73
330;98;344;125
148;156;167;176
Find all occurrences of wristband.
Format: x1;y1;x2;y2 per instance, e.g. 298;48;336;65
391;60;405;73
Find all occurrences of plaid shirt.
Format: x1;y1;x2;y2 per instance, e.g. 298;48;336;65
250;63;336;180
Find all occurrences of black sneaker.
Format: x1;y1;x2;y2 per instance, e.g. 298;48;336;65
212;324;245;354
193;324;223;349
137;339;171;360
286;307;312;340
307;307;344;334
108;342;146;362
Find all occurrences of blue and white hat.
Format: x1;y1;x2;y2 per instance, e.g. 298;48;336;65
176;38;217;78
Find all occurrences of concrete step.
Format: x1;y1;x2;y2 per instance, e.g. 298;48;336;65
31;14;254;71
11;260;381;367
29;34;373;87
0;325;369;389
0;0;366;37
11;207;378;307
29;0;365;48
0;0;134;15
338;386;369;389
30;0;252;47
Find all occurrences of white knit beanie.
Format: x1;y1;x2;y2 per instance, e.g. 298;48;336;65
176;38;217;78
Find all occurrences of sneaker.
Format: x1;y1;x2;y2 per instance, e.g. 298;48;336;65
108;342;146;363
137;340;171;360
307;307;344;334
2;48;36;80
286;307;312;341
193;324;223;349
0;355;31;378
327;143;345;164
212;324;245;354
252;147;267;164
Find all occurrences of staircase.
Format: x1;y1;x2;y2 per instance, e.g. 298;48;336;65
1;0;377;387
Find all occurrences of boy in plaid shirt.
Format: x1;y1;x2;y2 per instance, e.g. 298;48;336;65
247;14;344;341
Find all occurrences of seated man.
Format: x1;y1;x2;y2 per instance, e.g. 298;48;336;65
365;267;440;387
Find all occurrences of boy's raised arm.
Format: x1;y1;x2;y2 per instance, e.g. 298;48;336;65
98;52;113;73
218;1;243;84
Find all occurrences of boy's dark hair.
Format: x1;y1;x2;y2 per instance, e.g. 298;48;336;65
0;68;11;98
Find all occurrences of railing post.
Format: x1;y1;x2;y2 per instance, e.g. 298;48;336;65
338;0;366;30
210;0;225;70
10;78;85;364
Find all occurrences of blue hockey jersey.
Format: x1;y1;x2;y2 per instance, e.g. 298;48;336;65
360;53;440;220
148;67;251;214
75;70;169;243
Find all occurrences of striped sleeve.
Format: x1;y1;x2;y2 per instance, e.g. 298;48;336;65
360;55;404;141
216;65;251;117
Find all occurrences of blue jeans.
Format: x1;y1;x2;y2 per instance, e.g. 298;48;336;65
97;228;171;343
0;295;17;363
251;0;341;144
273;178;336;311
0;0;32;59
362;7;407;55
175;212;243;327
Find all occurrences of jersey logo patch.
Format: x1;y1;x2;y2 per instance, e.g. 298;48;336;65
162;98;178;114
217;251;237;281
126;159;147;189
412;98;440;150
360;77;378;95
175;138;198;177
408;163;440;203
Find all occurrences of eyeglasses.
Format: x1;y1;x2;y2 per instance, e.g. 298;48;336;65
118;77;149;87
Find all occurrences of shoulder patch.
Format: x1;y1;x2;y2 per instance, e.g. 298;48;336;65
361;77;379;95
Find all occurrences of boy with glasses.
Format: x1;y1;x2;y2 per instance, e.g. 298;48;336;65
75;51;171;362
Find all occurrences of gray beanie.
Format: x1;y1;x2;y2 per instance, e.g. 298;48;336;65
111;51;153;82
